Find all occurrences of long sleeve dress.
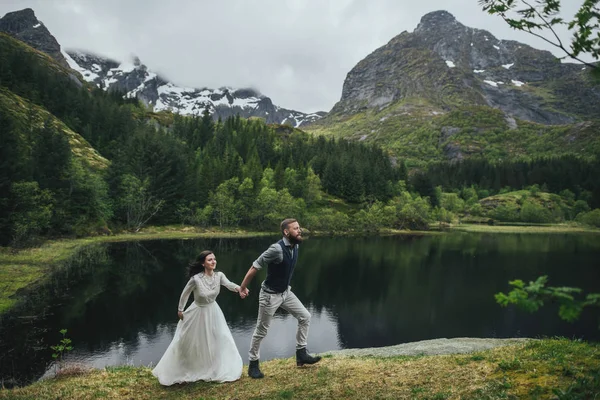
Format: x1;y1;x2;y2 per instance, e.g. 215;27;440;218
152;271;243;385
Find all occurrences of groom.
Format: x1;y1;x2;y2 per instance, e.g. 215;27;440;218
238;218;321;379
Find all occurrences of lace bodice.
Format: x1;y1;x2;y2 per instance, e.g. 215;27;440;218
178;271;239;311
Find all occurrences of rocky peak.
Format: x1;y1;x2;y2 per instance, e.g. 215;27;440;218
329;10;600;125
0;8;68;68
0;8;37;30
414;10;460;34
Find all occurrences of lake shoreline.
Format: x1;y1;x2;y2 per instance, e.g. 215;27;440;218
1;338;598;399
1;223;598;314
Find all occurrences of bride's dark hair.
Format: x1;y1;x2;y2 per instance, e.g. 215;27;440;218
187;250;214;279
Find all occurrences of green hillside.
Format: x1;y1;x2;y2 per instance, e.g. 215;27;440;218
0;87;108;169
304;102;600;167
477;190;586;223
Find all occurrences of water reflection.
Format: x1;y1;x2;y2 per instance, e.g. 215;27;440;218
1;233;599;386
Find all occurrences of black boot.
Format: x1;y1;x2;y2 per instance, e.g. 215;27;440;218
248;360;264;379
296;347;322;366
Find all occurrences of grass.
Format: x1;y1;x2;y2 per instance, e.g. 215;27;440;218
450;223;600;234
1;339;598;399
0;226;274;314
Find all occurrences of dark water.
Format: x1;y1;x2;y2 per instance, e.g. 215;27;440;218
1;233;599;386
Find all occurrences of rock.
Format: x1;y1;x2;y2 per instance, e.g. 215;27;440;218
323;337;532;358
504;114;518;130
440;126;461;140
0;8;69;68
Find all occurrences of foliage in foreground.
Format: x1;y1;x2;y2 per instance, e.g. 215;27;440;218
480;0;600;71
496;275;600;324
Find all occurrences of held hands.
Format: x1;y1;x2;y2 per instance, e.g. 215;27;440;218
177;311;184;320
238;286;250;299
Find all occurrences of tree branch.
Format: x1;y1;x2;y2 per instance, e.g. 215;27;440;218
498;5;598;69
522;0;565;49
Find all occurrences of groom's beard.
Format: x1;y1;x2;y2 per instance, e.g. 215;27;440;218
288;233;303;244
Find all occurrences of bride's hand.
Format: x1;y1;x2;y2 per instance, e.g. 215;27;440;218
177;311;184;320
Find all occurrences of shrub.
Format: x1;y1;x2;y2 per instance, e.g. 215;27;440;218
432;207;455;223
467;203;483;216
559;189;576;204
576;209;600;228
520;201;553;223
573;200;591;217
304;208;350;233
9;181;54;244
441;192;465;213
489;204;520;222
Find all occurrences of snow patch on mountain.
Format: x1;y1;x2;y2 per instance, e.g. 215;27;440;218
64;50;325;127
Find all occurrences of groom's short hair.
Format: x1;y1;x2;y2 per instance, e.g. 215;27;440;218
280;218;297;235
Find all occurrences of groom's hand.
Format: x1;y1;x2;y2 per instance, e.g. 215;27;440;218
239;286;249;299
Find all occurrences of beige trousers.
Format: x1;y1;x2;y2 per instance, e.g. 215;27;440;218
248;287;311;361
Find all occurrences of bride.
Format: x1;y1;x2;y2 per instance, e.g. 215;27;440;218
152;250;248;385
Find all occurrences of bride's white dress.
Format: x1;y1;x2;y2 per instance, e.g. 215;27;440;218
152;271;243;385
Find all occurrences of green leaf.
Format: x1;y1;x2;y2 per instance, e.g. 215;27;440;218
558;303;583;322
495;292;511;306
508;279;526;289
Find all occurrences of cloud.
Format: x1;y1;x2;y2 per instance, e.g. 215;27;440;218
0;0;588;113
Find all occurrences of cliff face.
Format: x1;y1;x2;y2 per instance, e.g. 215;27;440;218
328;10;600;125
0;8;69;68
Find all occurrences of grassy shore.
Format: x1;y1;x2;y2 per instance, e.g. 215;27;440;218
1;339;599;399
449;223;600;234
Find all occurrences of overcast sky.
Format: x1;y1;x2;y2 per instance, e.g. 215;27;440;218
0;0;587;113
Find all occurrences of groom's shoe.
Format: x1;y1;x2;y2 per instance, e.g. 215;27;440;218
248;360;264;379
296;347;322;367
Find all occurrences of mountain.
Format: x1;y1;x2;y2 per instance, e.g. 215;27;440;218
0;8;325;128
63;50;325;127
0;8;69;69
306;10;600;164
329;10;600;124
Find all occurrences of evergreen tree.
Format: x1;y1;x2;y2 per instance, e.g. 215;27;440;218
273;161;286;191
322;158;343;197
341;159;364;203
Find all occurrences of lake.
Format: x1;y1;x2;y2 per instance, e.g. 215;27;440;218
1;232;599;386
